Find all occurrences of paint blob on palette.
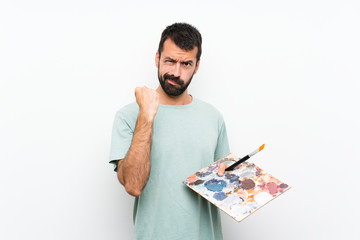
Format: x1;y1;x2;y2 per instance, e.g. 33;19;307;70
183;153;291;222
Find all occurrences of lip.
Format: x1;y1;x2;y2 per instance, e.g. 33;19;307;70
167;79;179;86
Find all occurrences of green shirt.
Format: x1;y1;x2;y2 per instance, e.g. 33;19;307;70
109;97;230;240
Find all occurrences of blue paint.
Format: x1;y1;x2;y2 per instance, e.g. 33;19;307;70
196;171;212;178
204;179;227;192
225;174;239;183
240;171;256;178
207;165;218;171
213;192;228;201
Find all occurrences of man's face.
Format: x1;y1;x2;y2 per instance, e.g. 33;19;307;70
156;39;200;97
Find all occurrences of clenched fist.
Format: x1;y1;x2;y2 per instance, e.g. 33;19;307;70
135;86;159;120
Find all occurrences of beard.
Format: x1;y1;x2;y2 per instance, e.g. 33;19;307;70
158;67;194;97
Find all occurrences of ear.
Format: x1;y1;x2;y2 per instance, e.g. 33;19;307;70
193;59;200;74
155;51;160;68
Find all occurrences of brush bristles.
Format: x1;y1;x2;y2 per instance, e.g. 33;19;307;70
259;144;265;151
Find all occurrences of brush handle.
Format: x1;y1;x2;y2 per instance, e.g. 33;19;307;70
225;155;250;171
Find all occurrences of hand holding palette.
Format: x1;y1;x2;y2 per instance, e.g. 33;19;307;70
183;153;291;222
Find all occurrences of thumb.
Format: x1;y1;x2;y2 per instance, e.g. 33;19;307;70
217;163;228;177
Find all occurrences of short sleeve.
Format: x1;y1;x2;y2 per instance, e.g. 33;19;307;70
214;118;230;161
109;111;135;172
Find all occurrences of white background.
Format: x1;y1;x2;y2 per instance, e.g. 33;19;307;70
1;0;359;239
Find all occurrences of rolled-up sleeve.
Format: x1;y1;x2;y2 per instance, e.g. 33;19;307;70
214;116;230;161
109;111;135;172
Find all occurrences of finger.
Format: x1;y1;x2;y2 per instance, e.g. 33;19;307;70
217;163;228;177
135;87;142;98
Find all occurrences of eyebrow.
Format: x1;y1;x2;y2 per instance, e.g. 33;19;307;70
182;60;194;65
164;57;194;65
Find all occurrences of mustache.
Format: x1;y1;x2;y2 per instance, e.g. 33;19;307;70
164;74;184;85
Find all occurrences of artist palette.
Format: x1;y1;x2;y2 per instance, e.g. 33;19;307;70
183;153;291;222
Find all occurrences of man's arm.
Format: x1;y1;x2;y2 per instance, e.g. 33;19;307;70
117;87;159;197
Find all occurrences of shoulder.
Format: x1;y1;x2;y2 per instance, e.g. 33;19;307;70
115;102;139;123
193;97;224;119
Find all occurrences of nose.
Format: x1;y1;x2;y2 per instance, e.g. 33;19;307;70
173;63;181;77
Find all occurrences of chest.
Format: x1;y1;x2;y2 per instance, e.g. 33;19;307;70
151;108;219;152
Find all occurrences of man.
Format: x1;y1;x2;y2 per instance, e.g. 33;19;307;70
109;23;230;240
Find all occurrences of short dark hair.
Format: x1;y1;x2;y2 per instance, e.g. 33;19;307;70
158;23;202;62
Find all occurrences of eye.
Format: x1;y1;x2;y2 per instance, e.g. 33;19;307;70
183;62;192;67
165;59;175;64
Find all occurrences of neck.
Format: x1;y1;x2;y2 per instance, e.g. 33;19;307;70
156;86;192;105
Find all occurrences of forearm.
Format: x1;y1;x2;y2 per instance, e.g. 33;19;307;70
118;111;153;196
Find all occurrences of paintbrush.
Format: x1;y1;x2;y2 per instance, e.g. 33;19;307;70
225;144;265;171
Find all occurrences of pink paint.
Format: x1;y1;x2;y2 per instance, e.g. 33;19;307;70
267;182;278;194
